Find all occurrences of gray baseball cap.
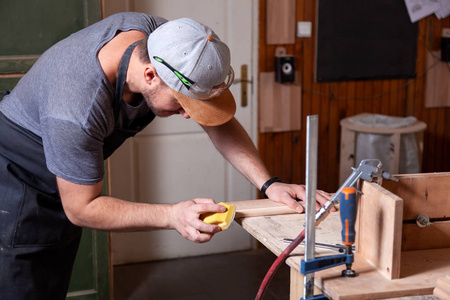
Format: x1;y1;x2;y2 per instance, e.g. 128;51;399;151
148;18;236;126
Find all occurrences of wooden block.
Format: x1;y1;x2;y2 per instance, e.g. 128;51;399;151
357;182;403;279
259;72;301;133
226;199;298;218
266;0;296;45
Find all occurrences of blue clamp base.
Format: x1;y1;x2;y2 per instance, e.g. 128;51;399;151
300;294;328;300
301;253;354;275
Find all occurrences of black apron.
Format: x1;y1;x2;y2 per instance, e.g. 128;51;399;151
103;39;155;159
0;40;153;299
0;112;82;300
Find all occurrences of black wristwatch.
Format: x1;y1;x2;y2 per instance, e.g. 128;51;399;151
260;177;281;198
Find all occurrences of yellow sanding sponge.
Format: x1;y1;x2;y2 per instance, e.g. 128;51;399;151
201;202;236;231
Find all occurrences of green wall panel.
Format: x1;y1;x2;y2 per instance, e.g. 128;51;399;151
1;1;109;300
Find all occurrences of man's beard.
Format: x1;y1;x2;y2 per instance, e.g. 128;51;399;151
142;90;180;118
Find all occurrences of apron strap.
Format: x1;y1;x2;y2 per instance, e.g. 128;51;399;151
113;40;142;125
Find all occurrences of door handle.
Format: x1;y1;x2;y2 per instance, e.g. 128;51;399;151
233;64;252;107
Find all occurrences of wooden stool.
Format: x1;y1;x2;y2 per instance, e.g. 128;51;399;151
339;114;426;184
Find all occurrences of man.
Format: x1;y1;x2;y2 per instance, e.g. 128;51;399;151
0;12;330;299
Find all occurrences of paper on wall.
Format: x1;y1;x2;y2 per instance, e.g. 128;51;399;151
435;0;450;19
404;0;450;22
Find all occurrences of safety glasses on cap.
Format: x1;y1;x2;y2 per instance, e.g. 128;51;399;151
153;56;234;100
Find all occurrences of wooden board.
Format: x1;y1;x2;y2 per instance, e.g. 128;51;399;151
266;0;296;45
236;212;342;258
258;72;302;133
357;182;404;280
226;199;299;218
382;173;450;220
382;173;450;251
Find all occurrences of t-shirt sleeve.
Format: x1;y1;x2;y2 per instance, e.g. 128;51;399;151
41;117;105;185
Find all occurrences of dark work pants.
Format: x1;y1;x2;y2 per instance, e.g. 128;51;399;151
0;112;82;300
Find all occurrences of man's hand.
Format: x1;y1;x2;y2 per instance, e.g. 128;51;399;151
264;182;331;213
170;198;227;243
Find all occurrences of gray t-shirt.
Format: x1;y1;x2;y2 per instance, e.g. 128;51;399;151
0;12;166;184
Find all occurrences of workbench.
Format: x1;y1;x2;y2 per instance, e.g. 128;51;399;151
233;173;450;300
236;213;439;300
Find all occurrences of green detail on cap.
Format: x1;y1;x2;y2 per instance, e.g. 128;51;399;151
153;56;194;90
173;71;192;87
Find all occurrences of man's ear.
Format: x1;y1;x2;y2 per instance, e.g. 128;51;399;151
144;64;158;85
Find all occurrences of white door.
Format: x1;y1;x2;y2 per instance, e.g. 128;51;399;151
106;0;259;265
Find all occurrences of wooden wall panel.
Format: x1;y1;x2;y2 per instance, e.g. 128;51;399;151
266;0;296;44
257;0;450;193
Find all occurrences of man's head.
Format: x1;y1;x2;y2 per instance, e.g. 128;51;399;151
146;18;236;126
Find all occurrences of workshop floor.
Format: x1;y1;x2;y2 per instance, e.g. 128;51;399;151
113;248;291;300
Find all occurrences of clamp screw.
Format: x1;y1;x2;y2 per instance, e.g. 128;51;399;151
416;214;432;228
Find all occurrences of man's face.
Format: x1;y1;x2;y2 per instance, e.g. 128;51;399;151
142;84;190;120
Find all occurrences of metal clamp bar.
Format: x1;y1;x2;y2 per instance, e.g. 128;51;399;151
304;115;319;299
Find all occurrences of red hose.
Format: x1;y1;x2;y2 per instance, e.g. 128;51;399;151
255;229;306;300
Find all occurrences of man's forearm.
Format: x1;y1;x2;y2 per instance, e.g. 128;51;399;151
61;192;172;231
202;118;271;190
85;197;175;231
202;118;331;212
57;176;225;242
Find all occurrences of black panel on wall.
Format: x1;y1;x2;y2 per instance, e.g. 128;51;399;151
315;0;418;82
